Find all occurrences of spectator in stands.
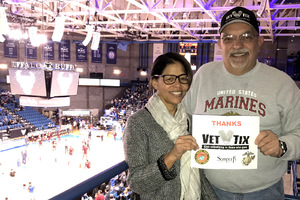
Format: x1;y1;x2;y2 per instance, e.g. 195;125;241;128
120;187;131;200
19;105;24;111
92;185;101;199
16;115;20;123
81;193;92;200
104;188;110;200
95;190;105;200
119;171;127;187
112;188;120;200
6;126;10;136
110;176;117;187
123;52;217;199
3;116;8;125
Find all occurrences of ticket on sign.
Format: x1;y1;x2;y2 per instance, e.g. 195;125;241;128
191;115;259;169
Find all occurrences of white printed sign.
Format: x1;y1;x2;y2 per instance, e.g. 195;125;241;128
191;115;259;169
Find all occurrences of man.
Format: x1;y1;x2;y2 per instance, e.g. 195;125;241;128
95;190;105;200
28;182;35;200
52;139;57;151
88;129;92;140
184;6;300;200
85;159;91;169
21;150;27;165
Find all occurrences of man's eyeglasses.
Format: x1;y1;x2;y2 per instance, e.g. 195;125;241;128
153;74;189;85
221;33;259;44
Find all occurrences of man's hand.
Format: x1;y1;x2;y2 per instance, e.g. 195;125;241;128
255;130;282;157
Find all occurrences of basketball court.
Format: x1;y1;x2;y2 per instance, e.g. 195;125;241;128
0;129;124;199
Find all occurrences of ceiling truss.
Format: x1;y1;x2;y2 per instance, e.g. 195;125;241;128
1;0;300;42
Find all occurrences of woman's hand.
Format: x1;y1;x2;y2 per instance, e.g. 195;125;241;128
164;135;199;170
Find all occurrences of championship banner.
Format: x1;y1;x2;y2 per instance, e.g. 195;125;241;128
25;41;37;59
91;43;102;63
214;44;222;61
44;42;55;60
4;39;18;58
59;40;71;61
191;115;259;169
106;43;117;64
76;43;87;62
153;43;163;62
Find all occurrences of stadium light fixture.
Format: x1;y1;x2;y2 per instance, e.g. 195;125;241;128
52;16;65;42
82;25;93;46
91;32;100;50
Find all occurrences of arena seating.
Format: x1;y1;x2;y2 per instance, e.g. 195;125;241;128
1;88;55;131
16;106;55;130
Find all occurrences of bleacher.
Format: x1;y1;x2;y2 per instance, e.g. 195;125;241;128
0;114;23;130
0;88;55;134
16;106;55;130
0;95;25;131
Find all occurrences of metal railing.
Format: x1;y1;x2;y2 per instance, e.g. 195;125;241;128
49;161;129;200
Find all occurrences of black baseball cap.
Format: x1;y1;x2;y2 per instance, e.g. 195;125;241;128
219;6;259;33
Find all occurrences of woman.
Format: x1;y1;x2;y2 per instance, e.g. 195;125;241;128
123;52;217;199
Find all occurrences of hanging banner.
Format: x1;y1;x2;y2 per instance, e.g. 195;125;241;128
214;44;222;61
91;43;102;63
76;43;87;62
4;39;18;58
153;43;163;62
59;40;70;61
25;41;37;59
106;43;117;64
44;42;55;60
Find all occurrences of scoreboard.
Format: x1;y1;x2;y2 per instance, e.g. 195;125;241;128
179;43;198;55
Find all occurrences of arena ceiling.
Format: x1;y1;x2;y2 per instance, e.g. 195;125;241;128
2;0;300;43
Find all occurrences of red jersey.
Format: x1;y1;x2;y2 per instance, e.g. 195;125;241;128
69;147;74;155
39;137;43;145
83;146;88;154
52;140;57;148
85;161;91;169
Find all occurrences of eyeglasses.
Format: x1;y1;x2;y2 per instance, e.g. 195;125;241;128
221;33;259;44
153;74;189;85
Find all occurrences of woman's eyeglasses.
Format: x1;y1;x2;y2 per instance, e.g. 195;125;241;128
153;74;189;85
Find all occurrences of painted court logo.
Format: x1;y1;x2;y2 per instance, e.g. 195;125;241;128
194;150;209;164
21;129;26;136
